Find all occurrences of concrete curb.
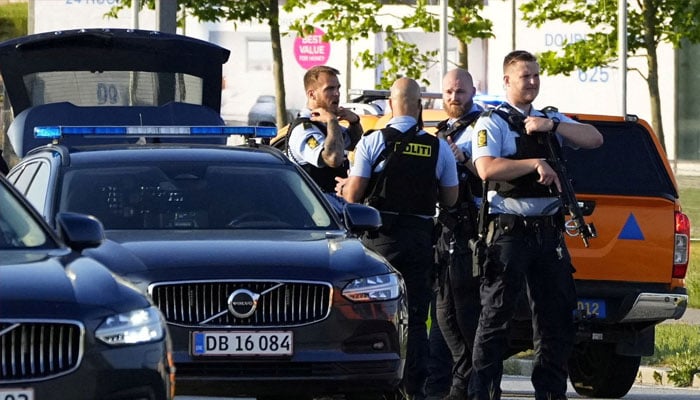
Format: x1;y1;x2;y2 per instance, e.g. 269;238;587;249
504;359;700;390
636;366;700;389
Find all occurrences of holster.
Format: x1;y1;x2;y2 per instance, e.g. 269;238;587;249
437;209;459;232
468;237;486;278
437;202;478;238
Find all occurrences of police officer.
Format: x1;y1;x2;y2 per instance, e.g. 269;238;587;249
433;68;484;400
468;50;603;400
287;65;363;195
337;77;458;400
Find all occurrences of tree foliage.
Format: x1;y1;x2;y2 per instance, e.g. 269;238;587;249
284;0;494;89
106;1;497;119
0;1;29;169
0;2;28;42
520;0;700;151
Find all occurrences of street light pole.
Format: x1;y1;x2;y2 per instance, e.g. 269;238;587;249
156;0;177;34
133;0;139;29
440;0;448;90
618;0;627;116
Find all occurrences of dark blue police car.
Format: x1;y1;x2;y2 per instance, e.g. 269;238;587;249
1;29;406;400
0;172;173;400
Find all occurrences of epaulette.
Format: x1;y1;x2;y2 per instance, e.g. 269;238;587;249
302;121;314;130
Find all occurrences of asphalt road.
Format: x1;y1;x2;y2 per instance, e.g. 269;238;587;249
663;306;700;325
496;375;700;399
175;374;700;400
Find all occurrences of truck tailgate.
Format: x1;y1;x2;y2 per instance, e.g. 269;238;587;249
561;115;682;285
566;194;676;283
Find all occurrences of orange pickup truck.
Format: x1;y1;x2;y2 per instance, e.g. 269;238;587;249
273;92;691;399
547;113;689;398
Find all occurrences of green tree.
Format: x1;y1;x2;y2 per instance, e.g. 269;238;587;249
0;1;28;169
445;0;495;70
0;2;28;42
109;0;292;127
108;1;495;122
284;0;494;89
520;0;700;152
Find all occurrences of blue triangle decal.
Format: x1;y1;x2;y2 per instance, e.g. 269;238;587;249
619;213;644;240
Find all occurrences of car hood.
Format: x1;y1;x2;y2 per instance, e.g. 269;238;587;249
0;251;146;317
85;230;393;284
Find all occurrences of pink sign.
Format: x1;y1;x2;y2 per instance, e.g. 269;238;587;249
294;28;331;70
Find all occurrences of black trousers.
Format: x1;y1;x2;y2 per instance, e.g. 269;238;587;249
434;220;482;397
468;217;577;400
426;292;454;397
363;214;435;397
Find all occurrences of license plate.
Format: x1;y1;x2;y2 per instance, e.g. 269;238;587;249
577;298;606;318
192;331;293;356
0;388;34;400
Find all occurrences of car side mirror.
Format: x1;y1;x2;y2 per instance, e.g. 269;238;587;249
55;212;105;252
343;203;382;233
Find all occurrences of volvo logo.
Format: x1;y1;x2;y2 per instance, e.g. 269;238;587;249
227;289;260;318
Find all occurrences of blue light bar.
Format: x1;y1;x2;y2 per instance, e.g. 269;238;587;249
34;125;278;139
474;94;505;107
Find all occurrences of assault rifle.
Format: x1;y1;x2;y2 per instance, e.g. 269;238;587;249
539;120;597;247
496;108;597;247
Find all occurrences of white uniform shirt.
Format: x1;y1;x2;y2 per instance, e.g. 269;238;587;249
287;108;353;167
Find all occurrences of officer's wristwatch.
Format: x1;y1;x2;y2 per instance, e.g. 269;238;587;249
550;117;560;133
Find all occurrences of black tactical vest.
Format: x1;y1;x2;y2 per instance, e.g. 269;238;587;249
485;105;556;199
365;125;440;216
435;109;484;202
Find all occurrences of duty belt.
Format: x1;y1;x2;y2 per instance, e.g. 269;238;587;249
488;213;562;235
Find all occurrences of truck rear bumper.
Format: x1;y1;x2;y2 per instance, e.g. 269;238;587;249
620;292;688;322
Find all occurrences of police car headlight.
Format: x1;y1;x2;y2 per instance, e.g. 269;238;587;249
96;306;165;345
342;273;401;302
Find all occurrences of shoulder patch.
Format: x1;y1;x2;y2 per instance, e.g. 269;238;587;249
477;130;488;148
305;136;319;149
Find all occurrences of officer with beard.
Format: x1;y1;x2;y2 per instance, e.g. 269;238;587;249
433;68;484;400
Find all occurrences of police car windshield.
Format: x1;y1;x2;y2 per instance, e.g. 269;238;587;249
58;163;334;230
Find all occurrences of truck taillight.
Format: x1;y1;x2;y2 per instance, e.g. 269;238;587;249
673;211;690;279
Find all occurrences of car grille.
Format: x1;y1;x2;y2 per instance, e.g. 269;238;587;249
0;321;83;382
150;280;333;328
